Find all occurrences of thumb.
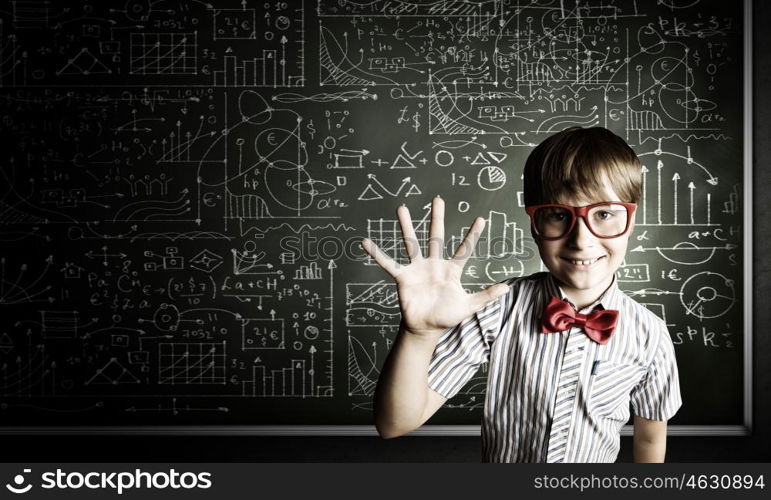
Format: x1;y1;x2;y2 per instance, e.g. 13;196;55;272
469;283;510;313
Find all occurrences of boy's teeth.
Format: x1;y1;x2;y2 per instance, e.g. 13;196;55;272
569;257;600;265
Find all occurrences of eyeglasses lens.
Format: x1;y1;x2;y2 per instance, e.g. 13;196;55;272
534;204;629;238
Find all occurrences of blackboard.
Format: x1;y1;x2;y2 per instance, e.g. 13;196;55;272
0;0;749;433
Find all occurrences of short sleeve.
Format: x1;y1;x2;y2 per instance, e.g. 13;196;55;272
630;325;683;421
426;281;514;399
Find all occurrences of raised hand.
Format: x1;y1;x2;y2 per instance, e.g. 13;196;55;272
361;196;510;338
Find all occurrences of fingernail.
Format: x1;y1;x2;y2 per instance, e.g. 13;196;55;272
435;194;441;198
401;203;406;207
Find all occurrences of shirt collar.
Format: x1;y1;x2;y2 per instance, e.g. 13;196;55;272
545;272;622;313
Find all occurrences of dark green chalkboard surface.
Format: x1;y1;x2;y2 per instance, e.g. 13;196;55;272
0;0;748;433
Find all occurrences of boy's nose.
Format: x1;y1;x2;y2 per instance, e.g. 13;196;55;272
567;216;596;246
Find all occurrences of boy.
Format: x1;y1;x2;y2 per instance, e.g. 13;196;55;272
360;126;682;463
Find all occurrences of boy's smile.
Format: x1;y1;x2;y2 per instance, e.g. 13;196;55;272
533;185;634;310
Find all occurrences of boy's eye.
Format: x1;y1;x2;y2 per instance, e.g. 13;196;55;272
594;205;627;220
545;210;569;221
596;210;613;220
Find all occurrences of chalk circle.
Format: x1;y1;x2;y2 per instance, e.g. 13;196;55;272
696;287;716;301
478;166;506;191
679;271;735;320
125;0;151;20
434;150;454;167
304;325;320;340
153;303;180;331
276;16;290;30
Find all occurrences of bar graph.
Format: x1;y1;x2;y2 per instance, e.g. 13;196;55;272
214;50;303;87
248;360;308;397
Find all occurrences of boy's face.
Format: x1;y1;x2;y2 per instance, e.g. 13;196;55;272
532;182;634;308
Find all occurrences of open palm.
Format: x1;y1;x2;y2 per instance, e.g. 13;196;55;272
361;197;510;337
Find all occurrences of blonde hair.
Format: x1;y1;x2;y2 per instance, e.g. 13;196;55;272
523;127;641;206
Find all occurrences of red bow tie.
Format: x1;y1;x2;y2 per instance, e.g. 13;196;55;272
540;297;619;345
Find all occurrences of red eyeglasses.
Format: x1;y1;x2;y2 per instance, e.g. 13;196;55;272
525;202;637;240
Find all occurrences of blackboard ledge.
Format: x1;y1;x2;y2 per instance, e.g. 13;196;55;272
0;425;750;436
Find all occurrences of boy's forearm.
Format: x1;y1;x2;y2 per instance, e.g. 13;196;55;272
374;322;443;438
632;436;667;463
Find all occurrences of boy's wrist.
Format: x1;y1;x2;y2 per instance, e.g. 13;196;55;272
399;321;446;342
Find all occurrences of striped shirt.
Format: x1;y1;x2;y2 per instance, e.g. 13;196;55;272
427;271;682;463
